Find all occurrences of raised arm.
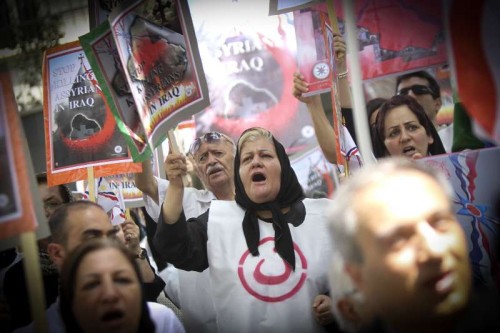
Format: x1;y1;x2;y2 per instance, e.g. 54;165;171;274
293;73;338;164
333;32;352;109
292;32;354;164
121;220;165;301
161;152;186;225
134;160;159;204
153;152;209;272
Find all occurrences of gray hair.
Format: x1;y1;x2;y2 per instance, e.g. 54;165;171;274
237;127;273;152
328;157;454;264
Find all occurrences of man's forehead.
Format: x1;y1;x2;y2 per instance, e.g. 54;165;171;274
67;206;110;227
195;141;232;155
355;172;446;228
398;76;429;88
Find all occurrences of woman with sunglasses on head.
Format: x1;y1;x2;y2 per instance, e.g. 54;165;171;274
372;94;446;159
155;127;334;333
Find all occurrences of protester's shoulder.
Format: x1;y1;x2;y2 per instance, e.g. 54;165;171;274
147;302;185;332
12;323;34;333
456;289;500;332
3;257;24;285
208;200;242;214
183;187;215;202
148;301;175;316
303;197;333;211
13;302;65;333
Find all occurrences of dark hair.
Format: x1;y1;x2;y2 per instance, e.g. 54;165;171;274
36;172;74;204
373;95;446;158
59;238;155;333
48;201;104;245
395;70;441;98
366;98;387;123
365;98;388;150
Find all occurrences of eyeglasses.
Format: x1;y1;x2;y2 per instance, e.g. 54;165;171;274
188;132;233;156
397;85;434;97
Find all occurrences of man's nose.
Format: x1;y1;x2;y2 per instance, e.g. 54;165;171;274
206;153;217;165
416;222;446;263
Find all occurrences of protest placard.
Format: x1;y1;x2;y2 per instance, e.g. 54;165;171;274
42;41;141;186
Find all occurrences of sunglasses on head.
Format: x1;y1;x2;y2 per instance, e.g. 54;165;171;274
397;84;434;97
188;132;232;156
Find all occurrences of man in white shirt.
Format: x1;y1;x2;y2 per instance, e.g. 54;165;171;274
135;131;236;333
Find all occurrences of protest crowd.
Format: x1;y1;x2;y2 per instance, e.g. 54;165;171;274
1;1;499;333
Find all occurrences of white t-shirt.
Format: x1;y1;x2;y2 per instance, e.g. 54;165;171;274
207;199;332;333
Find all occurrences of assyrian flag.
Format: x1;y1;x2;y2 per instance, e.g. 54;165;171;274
340;126;362;172
445;0;500;145
449;151;499;288
85;177;126;225
110;205;126;226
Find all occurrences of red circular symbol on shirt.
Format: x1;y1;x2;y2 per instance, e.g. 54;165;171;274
237;237;308;302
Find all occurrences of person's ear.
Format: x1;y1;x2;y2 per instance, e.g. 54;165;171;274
337;298;361;322
434;97;442;115
47;242;65;270
428;133;434;145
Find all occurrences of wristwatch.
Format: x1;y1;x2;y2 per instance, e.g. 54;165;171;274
135;248;147;260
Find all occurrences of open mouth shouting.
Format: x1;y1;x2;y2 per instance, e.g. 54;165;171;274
252;172;267;183
100;308;125;327
402;146;423;159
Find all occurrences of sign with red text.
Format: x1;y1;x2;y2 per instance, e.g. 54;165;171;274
42;41;141;186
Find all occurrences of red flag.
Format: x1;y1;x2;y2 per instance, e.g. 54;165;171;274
446;0;500;144
332;0;447;80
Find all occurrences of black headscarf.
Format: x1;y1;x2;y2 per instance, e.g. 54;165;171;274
234;130;305;270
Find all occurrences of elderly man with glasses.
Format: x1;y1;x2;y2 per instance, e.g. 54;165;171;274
135;131;236;333
136;131;236;222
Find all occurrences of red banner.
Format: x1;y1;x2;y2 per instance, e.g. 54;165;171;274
332;0;448;80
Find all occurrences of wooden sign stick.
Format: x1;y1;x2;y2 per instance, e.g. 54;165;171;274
20;231;48;333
